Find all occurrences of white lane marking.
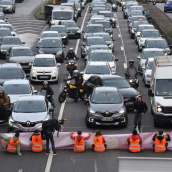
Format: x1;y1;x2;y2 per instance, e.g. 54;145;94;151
118;34;121;38
44;6;90;172
94;160;98;172
121;46;124;51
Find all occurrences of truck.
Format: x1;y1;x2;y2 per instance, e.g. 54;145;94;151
148;55;172;127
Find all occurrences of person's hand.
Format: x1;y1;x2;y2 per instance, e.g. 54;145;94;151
17;152;22;156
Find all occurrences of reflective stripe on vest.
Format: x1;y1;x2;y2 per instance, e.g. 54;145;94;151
74;136;85;152
154;136;166;153
94;136;105;152
129;136;141;153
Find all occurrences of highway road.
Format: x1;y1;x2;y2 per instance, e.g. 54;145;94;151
0;0;172;172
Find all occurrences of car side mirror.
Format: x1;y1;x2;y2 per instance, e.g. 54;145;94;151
148;89;154;97
33;90;38;94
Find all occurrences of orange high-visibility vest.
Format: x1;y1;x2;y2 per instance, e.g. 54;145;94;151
74;136;85;152
32;134;43;153
129;136;141;153
154;136;166;153
7;137;20;153
94;136;105;152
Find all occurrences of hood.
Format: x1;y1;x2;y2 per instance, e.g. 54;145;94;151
9;94;32;103
118;87;138;98
12;112;47;122
32;66;57;72
39;47;62;54
90;103;123;113
9;56;34;63
1;45;21;51
155;96;172;107
67;27;79;31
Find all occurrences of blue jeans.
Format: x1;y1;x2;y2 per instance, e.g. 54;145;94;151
45;132;56;152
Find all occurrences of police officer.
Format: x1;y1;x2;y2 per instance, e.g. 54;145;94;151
125;60;138;79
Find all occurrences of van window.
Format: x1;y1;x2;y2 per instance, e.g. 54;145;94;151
156;79;172;96
53;11;73;20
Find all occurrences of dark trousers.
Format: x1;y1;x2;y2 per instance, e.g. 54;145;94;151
134;113;142;132
45;132;56;153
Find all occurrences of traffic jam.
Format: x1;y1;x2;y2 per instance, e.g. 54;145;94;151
0;0;172;163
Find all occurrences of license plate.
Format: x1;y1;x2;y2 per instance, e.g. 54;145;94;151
102;117;113;121
39;75;49;79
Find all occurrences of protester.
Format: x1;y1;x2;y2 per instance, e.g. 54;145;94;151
133;95;147;132
0;131;22;156
30;130;43;153
92;130;106;152
127;130;142;153
70;131;91;152
152;130;171;153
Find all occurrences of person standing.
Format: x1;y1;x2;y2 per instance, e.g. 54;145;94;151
127;130;142;153
133;95;147;133
152;130;171;153
70;131;91;152
92;130;106;152
0;131;22;156
42;119;65;155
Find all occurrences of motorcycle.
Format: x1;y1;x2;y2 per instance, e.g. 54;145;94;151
65;59;78;77
128;77;139;89
112;4;118;12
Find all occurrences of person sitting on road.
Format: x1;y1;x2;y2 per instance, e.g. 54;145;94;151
152;130;171;153
66;48;78;61
125;60;138;79
0;87;10;110
30;130;43;153
70;131;91;152
0;131;22;156
92;130;106;152
127;130;142;153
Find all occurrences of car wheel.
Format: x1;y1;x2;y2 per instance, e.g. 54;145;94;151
120;115;128;128
164;9;167;12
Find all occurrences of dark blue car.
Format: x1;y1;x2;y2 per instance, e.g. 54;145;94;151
164;0;172;12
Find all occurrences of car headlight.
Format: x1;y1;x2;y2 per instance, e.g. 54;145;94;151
129;79;133;83
119;108;125;114
51;21;55;25
90;109;95;114
31;69;37;76
110;34;113;38
51;70;57;77
157;104;162;112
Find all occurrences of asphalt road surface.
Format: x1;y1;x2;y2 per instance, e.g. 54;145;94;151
0;1;172;172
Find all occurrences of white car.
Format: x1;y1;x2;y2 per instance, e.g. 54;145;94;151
30;54;59;82
143;57;154;86
3;79;36;103
83;62;113;81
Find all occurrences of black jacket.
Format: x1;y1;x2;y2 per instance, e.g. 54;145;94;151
134;100;147;113
41;86;54;96
153;134;171;142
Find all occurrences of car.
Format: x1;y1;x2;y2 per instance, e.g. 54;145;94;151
40;31;60;40
137;29;161;51
0;36;23;58
0;28;12;44
86;87;127;128
0;23;16;35
143;57;154;86
8;46;35;76
128;10;143;19
164;0;172;12
0;0;15;13
137;48;165;74
86;45;110;55
30;54;59;83
86;49;117;74
128;5;144;16
83;62;113;81
61;20;81;38
128;15;147;26
3;79;36;103
91;7;106;16
144;38;171;55
49;25;68;44
38;37;65;63
0;63;26;85
8;95;54;131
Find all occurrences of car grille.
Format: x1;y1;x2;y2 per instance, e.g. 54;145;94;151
97;112;116;117
20;122;36;127
162;107;172;114
37;71;51;74
37;75;51;80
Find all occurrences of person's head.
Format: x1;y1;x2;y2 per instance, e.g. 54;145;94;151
0;87;4;98
77;130;82;135
132;130;138;135
73;70;79;77
158;129;163;135
137;95;142;102
95;130;102;136
15;131;20;138
129;60;135;67
43;81;49;88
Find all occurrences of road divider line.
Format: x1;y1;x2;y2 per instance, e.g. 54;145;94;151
45;152;53;172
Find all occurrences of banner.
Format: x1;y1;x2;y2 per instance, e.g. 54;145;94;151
1;132;172;150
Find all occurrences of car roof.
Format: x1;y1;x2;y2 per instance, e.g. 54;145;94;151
94;86;118;92
145;38;165;41
16;95;45;101
35;54;55;58
40;37;61;41
87;61;108;65
11;46;30;50
3;79;29;85
90;49;112;53
143;48;164;52
51;25;65;28
0;63;21;68
141;29;159;32
87;24;103;27
42;31;59;34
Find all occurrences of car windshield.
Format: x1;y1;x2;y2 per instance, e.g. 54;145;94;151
156;79;172;96
130;10;143;16
50;26;66;33
85;25;104;33
64;22;77;27
88;52;113;62
85;65;110;74
12;49;33;56
33;58;56;67
167;1;172;4
133;21;147;28
0;30;11;37
142;30;160;38
53;11;73;20
142;50;164;59
42;33;58;38
4;84;31;95
100;12;112;17
91;90;122;104
0;25;12;31
146;61;153;69
87;38;105;46
130;6;143;11
146;40;168;48
95;21;111;28
103;78;130;88
0;68;24;79
138;25;154;32
40;39;62;48
0;1;11;5
2;38;21;45
14;100;46;113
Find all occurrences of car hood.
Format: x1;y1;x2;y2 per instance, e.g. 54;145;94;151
12;112;47;122
9;94;32;103
9;56;35;63
39;47;62;54
90;103;123;113
1;45;21;51
118;88;139;98
32;66;57;72
67;27;79;31
155;96;172;107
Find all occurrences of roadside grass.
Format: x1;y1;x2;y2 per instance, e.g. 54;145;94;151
168;31;172;38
